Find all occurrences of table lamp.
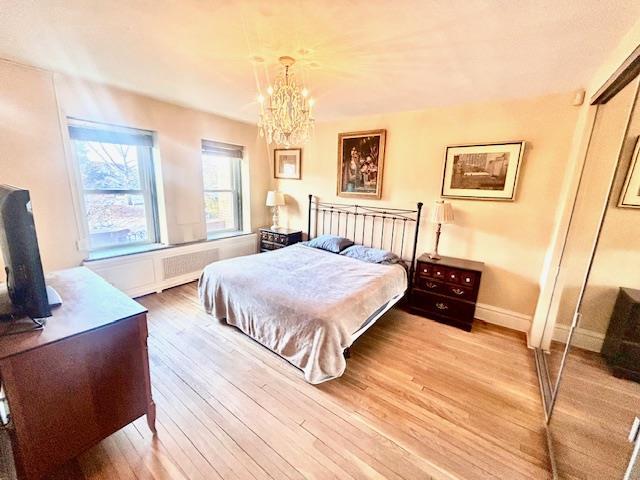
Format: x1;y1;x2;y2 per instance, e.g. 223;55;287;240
265;191;285;230
429;200;454;260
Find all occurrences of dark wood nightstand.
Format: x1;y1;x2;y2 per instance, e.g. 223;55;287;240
602;287;640;383
259;227;302;252
409;254;484;331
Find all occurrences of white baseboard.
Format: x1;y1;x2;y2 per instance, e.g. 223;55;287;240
553;324;604;353
475;303;532;333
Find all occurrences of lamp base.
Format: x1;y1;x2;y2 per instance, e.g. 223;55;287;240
429;223;443;261
271;207;280;231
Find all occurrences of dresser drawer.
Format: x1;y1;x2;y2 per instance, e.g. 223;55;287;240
410;291;476;324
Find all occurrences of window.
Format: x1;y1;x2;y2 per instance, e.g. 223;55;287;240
68;120;160;251
201;140;243;236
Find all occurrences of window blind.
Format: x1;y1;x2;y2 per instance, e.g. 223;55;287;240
201;140;244;158
68;121;153;147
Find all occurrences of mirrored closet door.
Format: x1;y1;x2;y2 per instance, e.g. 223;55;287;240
535;57;640;478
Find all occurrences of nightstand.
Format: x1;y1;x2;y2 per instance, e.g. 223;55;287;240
409;254;484;331
259;227;302;252
602;287;640;382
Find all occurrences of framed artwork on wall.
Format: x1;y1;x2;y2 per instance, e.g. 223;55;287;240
274;148;302;180
337;129;386;199
618;137;640;208
441;141;525;201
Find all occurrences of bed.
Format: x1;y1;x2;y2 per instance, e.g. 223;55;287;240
198;196;423;384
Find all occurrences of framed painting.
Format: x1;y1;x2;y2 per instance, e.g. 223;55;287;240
274;148;301;180
618;137;640;208
337;129;386;199
441;141;525;201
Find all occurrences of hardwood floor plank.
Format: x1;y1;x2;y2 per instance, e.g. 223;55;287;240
42;282;549;480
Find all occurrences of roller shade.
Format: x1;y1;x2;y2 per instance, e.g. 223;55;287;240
201;140;243;158
68;124;153;147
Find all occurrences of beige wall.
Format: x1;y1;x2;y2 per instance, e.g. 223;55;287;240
0;59;270;273
581;83;640;335
532;19;640;349
549;79;638;334
275;93;580;317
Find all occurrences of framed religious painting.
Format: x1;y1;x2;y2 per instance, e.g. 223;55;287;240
274;148;302;180
337;130;386;199
441;141;525;201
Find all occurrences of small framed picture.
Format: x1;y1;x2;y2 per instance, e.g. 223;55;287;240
337;129;386;199
274;148;302;180
441;142;525;201
618;137;640;208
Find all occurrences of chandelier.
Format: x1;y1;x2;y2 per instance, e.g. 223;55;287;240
257;56;315;147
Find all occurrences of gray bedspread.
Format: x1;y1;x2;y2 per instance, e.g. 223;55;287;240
198;243;407;384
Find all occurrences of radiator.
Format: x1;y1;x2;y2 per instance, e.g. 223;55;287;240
162;249;219;279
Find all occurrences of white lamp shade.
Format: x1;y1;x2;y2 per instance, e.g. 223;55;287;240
265;191;285;207
430;201;454;224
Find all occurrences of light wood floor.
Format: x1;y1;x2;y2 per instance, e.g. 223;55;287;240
549;345;640;479
47;283;551;480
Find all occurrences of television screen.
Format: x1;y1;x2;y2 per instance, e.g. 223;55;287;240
0;185;52;320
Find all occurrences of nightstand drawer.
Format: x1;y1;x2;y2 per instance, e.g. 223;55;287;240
430;265;448;280
258;228;302;252
416;262;432;277
414;277;444;294
261;232;287;245
445;284;476;301
459;271;478;287
410;291;476;324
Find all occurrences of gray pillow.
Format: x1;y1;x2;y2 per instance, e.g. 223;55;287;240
340;245;402;265
306;235;354;253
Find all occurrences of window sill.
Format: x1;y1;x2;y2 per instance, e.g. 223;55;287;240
84;243;168;262
206;230;250;241
83;232;254;262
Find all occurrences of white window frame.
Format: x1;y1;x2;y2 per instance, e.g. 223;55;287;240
201;140;244;237
67;118;161;252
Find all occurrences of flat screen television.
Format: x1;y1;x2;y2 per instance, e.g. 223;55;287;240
0;185;60;321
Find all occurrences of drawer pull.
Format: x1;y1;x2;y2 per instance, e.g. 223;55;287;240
425;282;438;289
452;288;464;296
435;302;448;311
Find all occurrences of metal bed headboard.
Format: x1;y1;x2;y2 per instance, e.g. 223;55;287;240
307;195;424;285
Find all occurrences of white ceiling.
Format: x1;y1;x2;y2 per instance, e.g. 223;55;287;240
1;1;639;123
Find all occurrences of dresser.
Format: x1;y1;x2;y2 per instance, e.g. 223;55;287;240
409;254;484;331
0;267;155;479
259;227;302;252
602;287;640;382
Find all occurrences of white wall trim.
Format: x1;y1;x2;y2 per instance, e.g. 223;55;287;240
475;302;532;333
553;324;604;353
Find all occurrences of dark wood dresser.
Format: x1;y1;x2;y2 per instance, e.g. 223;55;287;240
259;227;302;252
602;287;640;382
409;254;484;331
0;267;155;480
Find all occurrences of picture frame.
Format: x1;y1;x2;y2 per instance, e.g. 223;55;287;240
274;148;302;180
618;137;640;208
337;129;386;199
441;141;525;201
